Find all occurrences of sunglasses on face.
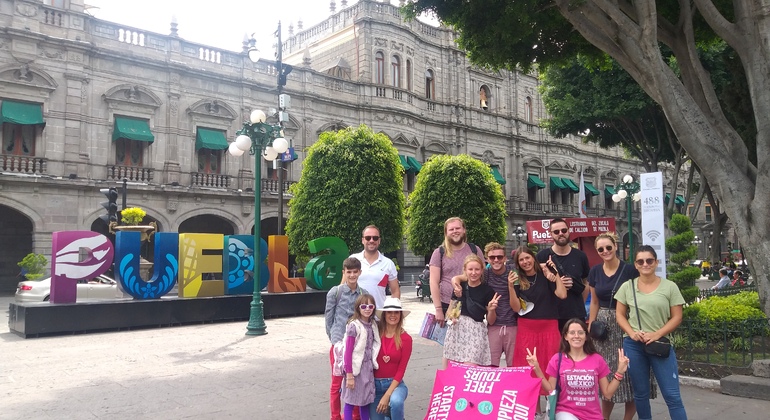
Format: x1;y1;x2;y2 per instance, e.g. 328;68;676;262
363;236;380;241
551;228;569;235
597;245;614;253
635;258;657;266
488;255;505;261
359;304;375;310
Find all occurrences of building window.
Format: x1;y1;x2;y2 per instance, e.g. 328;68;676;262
44;0;65;7
480;85;490;110
525;96;533;122
197;149;221;174
391;55;401;88
705;204;712;222
115;138;144;167
375;51;385;84
425;69;435;99
406;59;412;91
604;185;614;210
2;124;36;156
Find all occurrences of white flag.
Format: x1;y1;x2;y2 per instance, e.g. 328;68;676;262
578;169;587;218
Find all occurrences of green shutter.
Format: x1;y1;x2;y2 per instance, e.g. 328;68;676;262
527;174;546;189
584;182;600;196
549;176;566;190
0;100;45;126
113;117;154;143
490;166;506;184
406;156;422;173
399;155;411;171
195;127;229;150
561;177;579;193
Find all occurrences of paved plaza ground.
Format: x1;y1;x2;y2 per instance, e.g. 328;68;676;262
2;283;769;419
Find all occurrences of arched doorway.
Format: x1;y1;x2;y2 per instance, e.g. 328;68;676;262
90;214;164;266
0;205;34;293
178;214;235;235
260;216;288;238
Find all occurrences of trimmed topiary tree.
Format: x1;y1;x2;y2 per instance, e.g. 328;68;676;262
666;214;701;303
286;125;405;257
407;154;507;256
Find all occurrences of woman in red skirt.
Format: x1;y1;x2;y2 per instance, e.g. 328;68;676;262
510;246;567;415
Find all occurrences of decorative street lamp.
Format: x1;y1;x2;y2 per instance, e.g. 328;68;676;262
514;224;527;246
612;174;641;261
692;235;703;259
229;109;289;336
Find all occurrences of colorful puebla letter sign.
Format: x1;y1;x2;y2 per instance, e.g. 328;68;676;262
49;231;345;303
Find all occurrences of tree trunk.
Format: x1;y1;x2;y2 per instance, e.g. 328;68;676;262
557;1;770;315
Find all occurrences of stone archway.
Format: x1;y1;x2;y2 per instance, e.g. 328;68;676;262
0;204;34;293
178;214;235;235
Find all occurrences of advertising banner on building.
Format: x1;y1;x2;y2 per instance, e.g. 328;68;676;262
639;172;667;278
526;217;616;245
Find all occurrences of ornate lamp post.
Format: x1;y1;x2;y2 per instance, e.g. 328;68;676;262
514;224;527;246
692;235;703;258
229;109;289;336
612;174;641;261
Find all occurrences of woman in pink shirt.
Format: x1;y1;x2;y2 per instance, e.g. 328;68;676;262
371;297;413;420
526;319;629;420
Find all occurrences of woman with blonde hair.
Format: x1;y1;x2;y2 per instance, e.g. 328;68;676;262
443;254;500;367
371;297;412;420
587;232;655;420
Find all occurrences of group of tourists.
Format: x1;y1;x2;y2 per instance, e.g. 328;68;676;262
324;218;688;420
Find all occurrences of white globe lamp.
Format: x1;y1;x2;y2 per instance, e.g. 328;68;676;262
250;109;267;124
229;142;245;157
263;146;278;161
235;134;252;151
272;137;289;154
612;194;622;203
618;189;628;199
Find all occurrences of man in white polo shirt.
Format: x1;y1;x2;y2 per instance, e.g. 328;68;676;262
350;225;400;308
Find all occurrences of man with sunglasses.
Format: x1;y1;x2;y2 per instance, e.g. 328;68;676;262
482;242;519;367
536;218;590;332
350;225;400;309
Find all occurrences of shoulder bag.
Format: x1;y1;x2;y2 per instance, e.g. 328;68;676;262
546;353;562;420
631;279;671;358
589;263;627;341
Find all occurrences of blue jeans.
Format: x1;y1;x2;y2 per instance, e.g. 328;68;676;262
369;378;408;420
623;337;687;420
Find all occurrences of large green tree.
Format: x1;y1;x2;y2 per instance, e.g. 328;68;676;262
286;125;405;257
405;0;770;316
407;154;507;256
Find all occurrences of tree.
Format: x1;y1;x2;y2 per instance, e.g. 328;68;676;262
665;214;701;303
407;154;507;256
286;125;405;257
17;253;48;280
405;1;770;316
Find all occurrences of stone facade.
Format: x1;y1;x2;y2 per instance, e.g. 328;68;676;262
0;0;683;291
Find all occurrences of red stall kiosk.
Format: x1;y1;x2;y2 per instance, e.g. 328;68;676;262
525;217;617;267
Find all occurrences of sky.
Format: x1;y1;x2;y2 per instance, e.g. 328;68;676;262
84;1;433;60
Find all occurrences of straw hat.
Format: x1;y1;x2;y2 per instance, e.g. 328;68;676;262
376;297;411;318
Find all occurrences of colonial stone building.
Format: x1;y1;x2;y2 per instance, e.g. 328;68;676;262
0;0;691;292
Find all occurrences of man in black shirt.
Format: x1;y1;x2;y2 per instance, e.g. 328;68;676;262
536;218;590;332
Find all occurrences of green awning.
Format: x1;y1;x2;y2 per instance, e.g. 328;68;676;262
665;193;671;204
605;186;616;197
584;182;600;196
406;156;422;173
562;177;579;193
195;127;229;150
676;194;686;205
112;116;154;143
399;155;411;171
549;176;566;190
0;100;45;126
527;174;546;189
490;166;506;184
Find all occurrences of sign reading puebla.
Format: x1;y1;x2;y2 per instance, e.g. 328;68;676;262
48;231;348;304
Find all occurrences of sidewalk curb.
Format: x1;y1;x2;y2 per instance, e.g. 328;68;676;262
680;375;720;390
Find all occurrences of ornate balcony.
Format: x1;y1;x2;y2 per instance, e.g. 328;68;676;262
0;155;46;175
107;165;154;182
191;172;231;188
261;179;296;194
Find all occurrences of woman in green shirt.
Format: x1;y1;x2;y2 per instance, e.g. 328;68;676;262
615;245;687;420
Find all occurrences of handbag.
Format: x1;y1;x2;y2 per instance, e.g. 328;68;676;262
590;263;627;341
461;281;488;320
631;279;672;358
546;353;562;420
